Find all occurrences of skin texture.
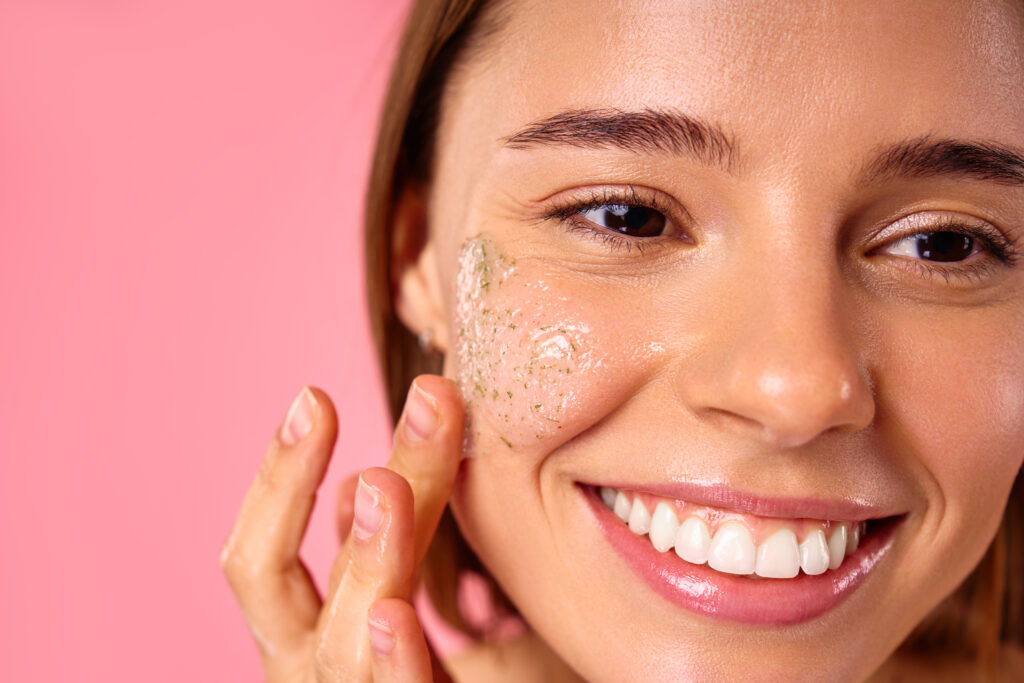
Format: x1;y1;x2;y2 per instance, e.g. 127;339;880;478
224;1;1024;681
223;380;464;682
417;0;1024;680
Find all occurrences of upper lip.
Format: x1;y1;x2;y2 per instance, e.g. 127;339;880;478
583;480;904;522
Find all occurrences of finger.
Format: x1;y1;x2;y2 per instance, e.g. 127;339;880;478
323;375;462;599
385;375;464;566
336;472;360;543
314;467;416;680
220;386;338;663
368;598;439;683
324;375;462;600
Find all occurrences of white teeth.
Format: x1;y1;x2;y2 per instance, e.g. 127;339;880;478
708;522;756;575
649;502;679;552
674;517;712;565
600;486;617;510
613;491;631;522
755;528;800;579
799;529;830;576
602;487;866;579
846;523;860;555
628;498;652;535
828;525;848;570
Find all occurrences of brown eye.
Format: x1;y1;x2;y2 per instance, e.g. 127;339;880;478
884;230;977;263
579;204;667;237
914;232;973;262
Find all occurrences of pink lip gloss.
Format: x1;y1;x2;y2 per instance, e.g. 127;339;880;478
584;485;899;625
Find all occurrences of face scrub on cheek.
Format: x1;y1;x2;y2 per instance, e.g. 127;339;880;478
454;233;598;456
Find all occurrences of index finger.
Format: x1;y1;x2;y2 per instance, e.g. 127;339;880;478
385;374;464;566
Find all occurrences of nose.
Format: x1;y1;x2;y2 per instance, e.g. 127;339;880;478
680;260;875;449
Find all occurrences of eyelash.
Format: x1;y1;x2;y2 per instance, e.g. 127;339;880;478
880;217;1020;284
542;187;678;255
543;187;1021;283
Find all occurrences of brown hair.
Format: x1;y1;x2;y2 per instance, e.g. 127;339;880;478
362;0;1024;671
363;0;509;633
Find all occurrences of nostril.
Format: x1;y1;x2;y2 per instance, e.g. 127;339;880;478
761;424;816;450
677;323;876;447
744;369;875;447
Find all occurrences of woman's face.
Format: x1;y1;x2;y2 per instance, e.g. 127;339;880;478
413;0;1024;679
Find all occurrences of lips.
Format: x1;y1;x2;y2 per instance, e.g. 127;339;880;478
601;486;865;578
581;483;902;624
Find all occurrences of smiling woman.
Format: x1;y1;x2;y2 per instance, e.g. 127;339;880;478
223;0;1024;680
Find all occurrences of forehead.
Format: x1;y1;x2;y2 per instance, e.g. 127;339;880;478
438;0;1024;177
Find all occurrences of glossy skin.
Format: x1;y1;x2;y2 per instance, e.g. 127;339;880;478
423;0;1024;680
224;1;1024;681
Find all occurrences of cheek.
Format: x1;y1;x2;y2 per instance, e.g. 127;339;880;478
451;235;648;455
887;316;1024;533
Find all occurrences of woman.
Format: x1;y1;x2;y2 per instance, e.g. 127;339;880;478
221;0;1024;680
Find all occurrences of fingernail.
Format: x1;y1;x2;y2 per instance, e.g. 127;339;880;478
353;475;384;540
402;381;438;443
281;387;315;445
368;616;395;656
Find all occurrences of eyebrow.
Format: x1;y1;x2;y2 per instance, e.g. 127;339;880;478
502;108;735;166
503;109;1024;188
865;136;1024;186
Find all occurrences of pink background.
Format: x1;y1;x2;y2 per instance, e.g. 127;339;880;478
0;1;412;680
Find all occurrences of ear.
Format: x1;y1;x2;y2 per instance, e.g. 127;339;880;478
392;186;449;352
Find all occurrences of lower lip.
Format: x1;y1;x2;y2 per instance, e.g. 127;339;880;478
583;486;899;625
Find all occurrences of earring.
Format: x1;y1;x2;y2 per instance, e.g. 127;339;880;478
417;328;435;354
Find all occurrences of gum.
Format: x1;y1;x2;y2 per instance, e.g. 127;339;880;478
622;489;852;545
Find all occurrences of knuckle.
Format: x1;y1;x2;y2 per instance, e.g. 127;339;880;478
219;545;268;589
323;543;374;596
218;540;235;574
219;534;244;578
389;444;450;493
345;553;383;591
255;455;284;494
312;645;358;683
388;443;419;477
255;448;309;500
219;549;249;586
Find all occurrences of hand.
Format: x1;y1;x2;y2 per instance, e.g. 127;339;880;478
221;376;464;681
